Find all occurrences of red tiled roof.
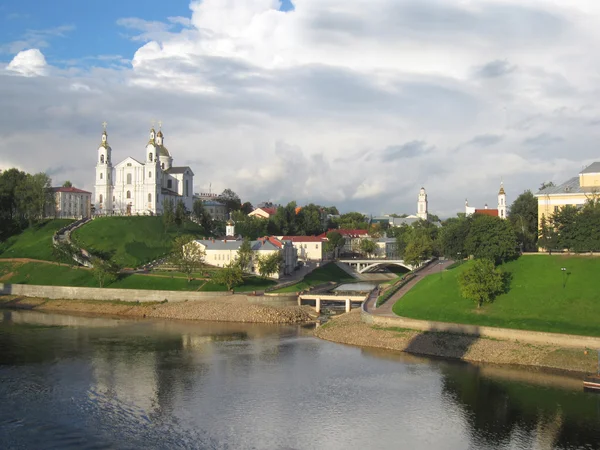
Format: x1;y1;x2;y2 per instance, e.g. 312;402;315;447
52;186;92;194
474;209;499;217
281;236;326;243
251;207;277;216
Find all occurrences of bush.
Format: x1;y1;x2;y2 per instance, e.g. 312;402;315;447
458;259;505;308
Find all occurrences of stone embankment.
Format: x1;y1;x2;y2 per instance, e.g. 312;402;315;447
1;296;317;324
315;310;598;373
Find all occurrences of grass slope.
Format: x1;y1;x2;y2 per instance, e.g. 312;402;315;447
71;217;205;268
0;220;74;261
393;255;600;337
272;263;355;293
0;261;275;292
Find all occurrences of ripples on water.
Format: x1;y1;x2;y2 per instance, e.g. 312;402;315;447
1;309;600;449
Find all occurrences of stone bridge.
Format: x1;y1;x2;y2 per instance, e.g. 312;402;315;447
338;259;415;274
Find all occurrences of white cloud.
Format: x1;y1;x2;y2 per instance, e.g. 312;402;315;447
2;0;600;217
6;48;48;76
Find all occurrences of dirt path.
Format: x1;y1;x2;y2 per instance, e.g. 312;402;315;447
364;259;454;316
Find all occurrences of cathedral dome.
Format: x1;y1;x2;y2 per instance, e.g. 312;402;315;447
158;146;170;157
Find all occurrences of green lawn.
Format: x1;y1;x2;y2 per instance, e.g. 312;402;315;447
0;220;74;261
271;263;355;293
392;255;600;337
71;216;205;268
0;261;274;292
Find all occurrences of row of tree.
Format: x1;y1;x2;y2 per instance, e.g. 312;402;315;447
539;198;600;252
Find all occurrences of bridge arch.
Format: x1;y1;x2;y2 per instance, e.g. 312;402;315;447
359;261;413;273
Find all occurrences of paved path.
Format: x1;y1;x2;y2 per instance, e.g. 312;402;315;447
363;259;454;316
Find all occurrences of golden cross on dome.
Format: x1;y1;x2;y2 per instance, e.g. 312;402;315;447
158;120;162;130
102;121;107;131
151;119;156;129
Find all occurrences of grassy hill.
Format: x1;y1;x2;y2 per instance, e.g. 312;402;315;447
271;263;355;293
71;216;205;268
0;261;275;292
0;219;74;261
393;255;600;337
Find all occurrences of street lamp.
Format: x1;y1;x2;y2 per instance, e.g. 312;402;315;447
561;267;567;288
439;261;444;279
457;252;462;265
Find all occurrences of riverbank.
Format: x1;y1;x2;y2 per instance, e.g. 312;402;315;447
315;310;598;373
0;295;317;324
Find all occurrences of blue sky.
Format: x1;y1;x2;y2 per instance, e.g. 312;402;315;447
0;1;598;216
1;0;294;67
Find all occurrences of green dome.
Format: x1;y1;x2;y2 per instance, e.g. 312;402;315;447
158;145;170;157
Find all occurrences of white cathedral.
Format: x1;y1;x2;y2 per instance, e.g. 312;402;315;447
94;124;194;215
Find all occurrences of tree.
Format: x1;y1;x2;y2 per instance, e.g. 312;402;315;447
537;214;559;253
403;231;433;268
192;199;214;234
0;168;28;238
438;216;471;260
272;201;299;235
174;200;187;227
90;256;120;288
335;212;369;230
162;198;175;230
52;240;77;267
236;238;254;271
539;181;555;191
390;224;414;258
359;239;377;258
218;188;241;213
168;235;205;282
465;215;518;264
508;190;538;252
296;203;324;235
551;205;579;251
15;172;53;226
458;259;505;308
212;262;244;290
230;211;268;240
62;180;73;188
240;201;254;215
324;231;345;257
256;252;282;278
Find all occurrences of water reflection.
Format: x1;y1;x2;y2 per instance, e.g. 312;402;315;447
1;309;599;450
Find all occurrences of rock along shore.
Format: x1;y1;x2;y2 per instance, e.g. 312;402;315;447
314;310;598;374
0;296;317;324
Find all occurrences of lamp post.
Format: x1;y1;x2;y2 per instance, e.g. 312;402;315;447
439;261;444;279
561;267;567;288
457;252;461;265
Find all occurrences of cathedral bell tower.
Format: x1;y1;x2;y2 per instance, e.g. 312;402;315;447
417;187;428;220
95;122;113;214
145;126;159;214
497;181;507;219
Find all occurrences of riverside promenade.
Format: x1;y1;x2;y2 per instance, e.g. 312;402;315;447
363;259;455;316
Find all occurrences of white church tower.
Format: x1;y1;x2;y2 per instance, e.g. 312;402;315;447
95;122;113;214
497;181;507;219
226;219;235;237
417;187;428;220
145;127;160;213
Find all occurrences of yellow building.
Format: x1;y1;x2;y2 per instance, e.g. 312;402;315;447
535;162;600;229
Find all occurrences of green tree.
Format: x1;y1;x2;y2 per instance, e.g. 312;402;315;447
52;240;77;267
15;172;53;226
325;230;345;257
162;198;175;230
62;180;73;188
256;252;282;278
168;235;206;282
236;238;254;271
218;188;241;213
174;200;187;227
438;216;470;260
272;201;298;235
538;214;559;253
508;190;538;252
240;201;254;215
551;205;579;251
0;168;28;237
212;262;244;290
570;198;600;252
90;256;120;288
458;259;505;308
465;215;518;264
403;231;433;268
230;211;268;240
391;224;414;258
335;212;369;230
359;238;377;257
192;199;213;234
296;203;324;235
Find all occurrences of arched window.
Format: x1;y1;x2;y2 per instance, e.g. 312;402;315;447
148;193;152;202
99;194;103;204
100;155;104;164
161;163;165;170
127;173;132;184
149;171;152;178
100;173;103;179
149;152;153;162
126;191;131;199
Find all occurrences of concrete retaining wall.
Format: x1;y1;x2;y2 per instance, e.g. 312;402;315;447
0;283;231;303
361;312;600;349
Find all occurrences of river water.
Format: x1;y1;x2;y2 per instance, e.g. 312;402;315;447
1;310;599;450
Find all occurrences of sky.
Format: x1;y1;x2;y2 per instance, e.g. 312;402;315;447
1;0;600;218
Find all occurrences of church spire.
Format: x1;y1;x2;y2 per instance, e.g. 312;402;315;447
148;120;156;145
100;121;109;148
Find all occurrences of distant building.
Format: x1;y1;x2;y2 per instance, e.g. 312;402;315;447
45;186;92;219
319;229;369;254
374;237;398;258
248;207;277;219
202;200;227;221
279;236;327;261
535;162;600;231
417;187;428;220
465;182;507;219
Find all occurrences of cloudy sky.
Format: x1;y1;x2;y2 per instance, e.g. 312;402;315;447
1;0;600;218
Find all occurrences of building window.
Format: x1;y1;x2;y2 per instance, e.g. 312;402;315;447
99;194;103;204
127;163;132;167
127;191;131;199
185;180;189;196
149;152;153;162
149;171;152;178
148;193;152;202
127;173;132;184
100;173;103;179
100;155;104;164
161;163;165;170
167;180;172;189
113;196;115;202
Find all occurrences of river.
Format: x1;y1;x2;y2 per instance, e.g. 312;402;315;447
1;309;599;449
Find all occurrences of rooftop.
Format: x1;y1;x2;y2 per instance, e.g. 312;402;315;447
535;176;590;196
280;236;327;243
474;209;499;217
52;186;92;194
580;162;600;174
